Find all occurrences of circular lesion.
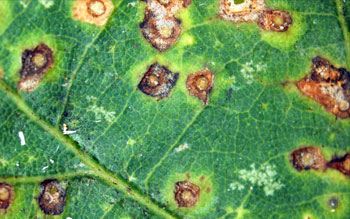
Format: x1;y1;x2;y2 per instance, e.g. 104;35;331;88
174;181;200;207
0;183;14;210
87;0;106;17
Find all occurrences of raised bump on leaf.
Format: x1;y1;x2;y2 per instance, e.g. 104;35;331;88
38;179;66;215
140;0;192;51
174;181;200;207
0;183;14;212
18;43;54;92
327;153;350;176
219;0;292;32
138;63;179;99
290;146;326;171
296;57;350;118
73;0;114;26
186;68;214;105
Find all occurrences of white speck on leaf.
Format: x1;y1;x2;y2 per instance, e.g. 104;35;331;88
229;182;244;191
62;123;77;135
19;0;29;8
238;163;284;196
175;143;190;152
16;162;20;167
42;166;49;171
38;0;54;8
49;159;54;164
18;131;26;146
127;2;136;7
88;105;116;123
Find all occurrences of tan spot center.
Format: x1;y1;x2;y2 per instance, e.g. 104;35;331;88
300;152;315;167
159;26;173;38
272;15;284;26
181;190;194;202
87;0;106;17
159;0;171;4
338;101;349;111
148;75;159;87
195;77;209;91
344;157;350;171
32;53;47;68
0;188;9;201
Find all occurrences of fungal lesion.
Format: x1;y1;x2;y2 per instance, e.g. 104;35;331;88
186;68;214;105
18;43;54;92
139;0;192;52
219;0;293;32
174;181;200;207
290;147;327;171
138;62;179;99
0;183;14;212
296;57;350;118
327;153;350;176
73;0;114;26
38;179;66;215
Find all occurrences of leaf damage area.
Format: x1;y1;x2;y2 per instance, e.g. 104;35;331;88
0;183;14;212
18;43;54;92
290;147;350;177
219;0;292;32
140;0;192;51
38;179;66;215
73;0;114;26
291;147;327;171
186;68;214;105
327;153;350;176
296;57;350;118
174;181;200;208
138;63;179;99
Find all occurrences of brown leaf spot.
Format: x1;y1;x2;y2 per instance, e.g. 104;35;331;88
291;147;326;171
73;0;114;26
138;63;179;99
219;0;266;23
219;0;292;32
174;181;200;207
257;10;292;32
327;153;350;176
186;68;214;105
18;43;54;92
38;180;66;215
140;0;191;52
296;57;350;118
0;183;14;211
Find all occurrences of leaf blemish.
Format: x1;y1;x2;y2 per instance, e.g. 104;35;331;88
0;183;14;212
38;179;66;215
18;43;54;92
290;147;326;171
140;0;192;51
174;181;200;208
186;68;214;105
73;0;114;26
296;57;350;118
219;0;292;32
138;63;179;99
327;153;350;176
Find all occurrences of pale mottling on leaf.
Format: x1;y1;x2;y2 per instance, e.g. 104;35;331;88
38;0;54;8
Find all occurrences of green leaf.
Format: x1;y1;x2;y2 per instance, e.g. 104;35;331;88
0;0;349;218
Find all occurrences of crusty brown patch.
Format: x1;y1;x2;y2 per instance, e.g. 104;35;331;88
186;68;214;105
327;153;350;176
38;180;66;215
140;0;192;51
18;43;54;92
0;183;14;212
138;63;179;99
219;0;292;32
73;0;114;26
290;147;327;171
174;181;200;207
296;57;350;118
